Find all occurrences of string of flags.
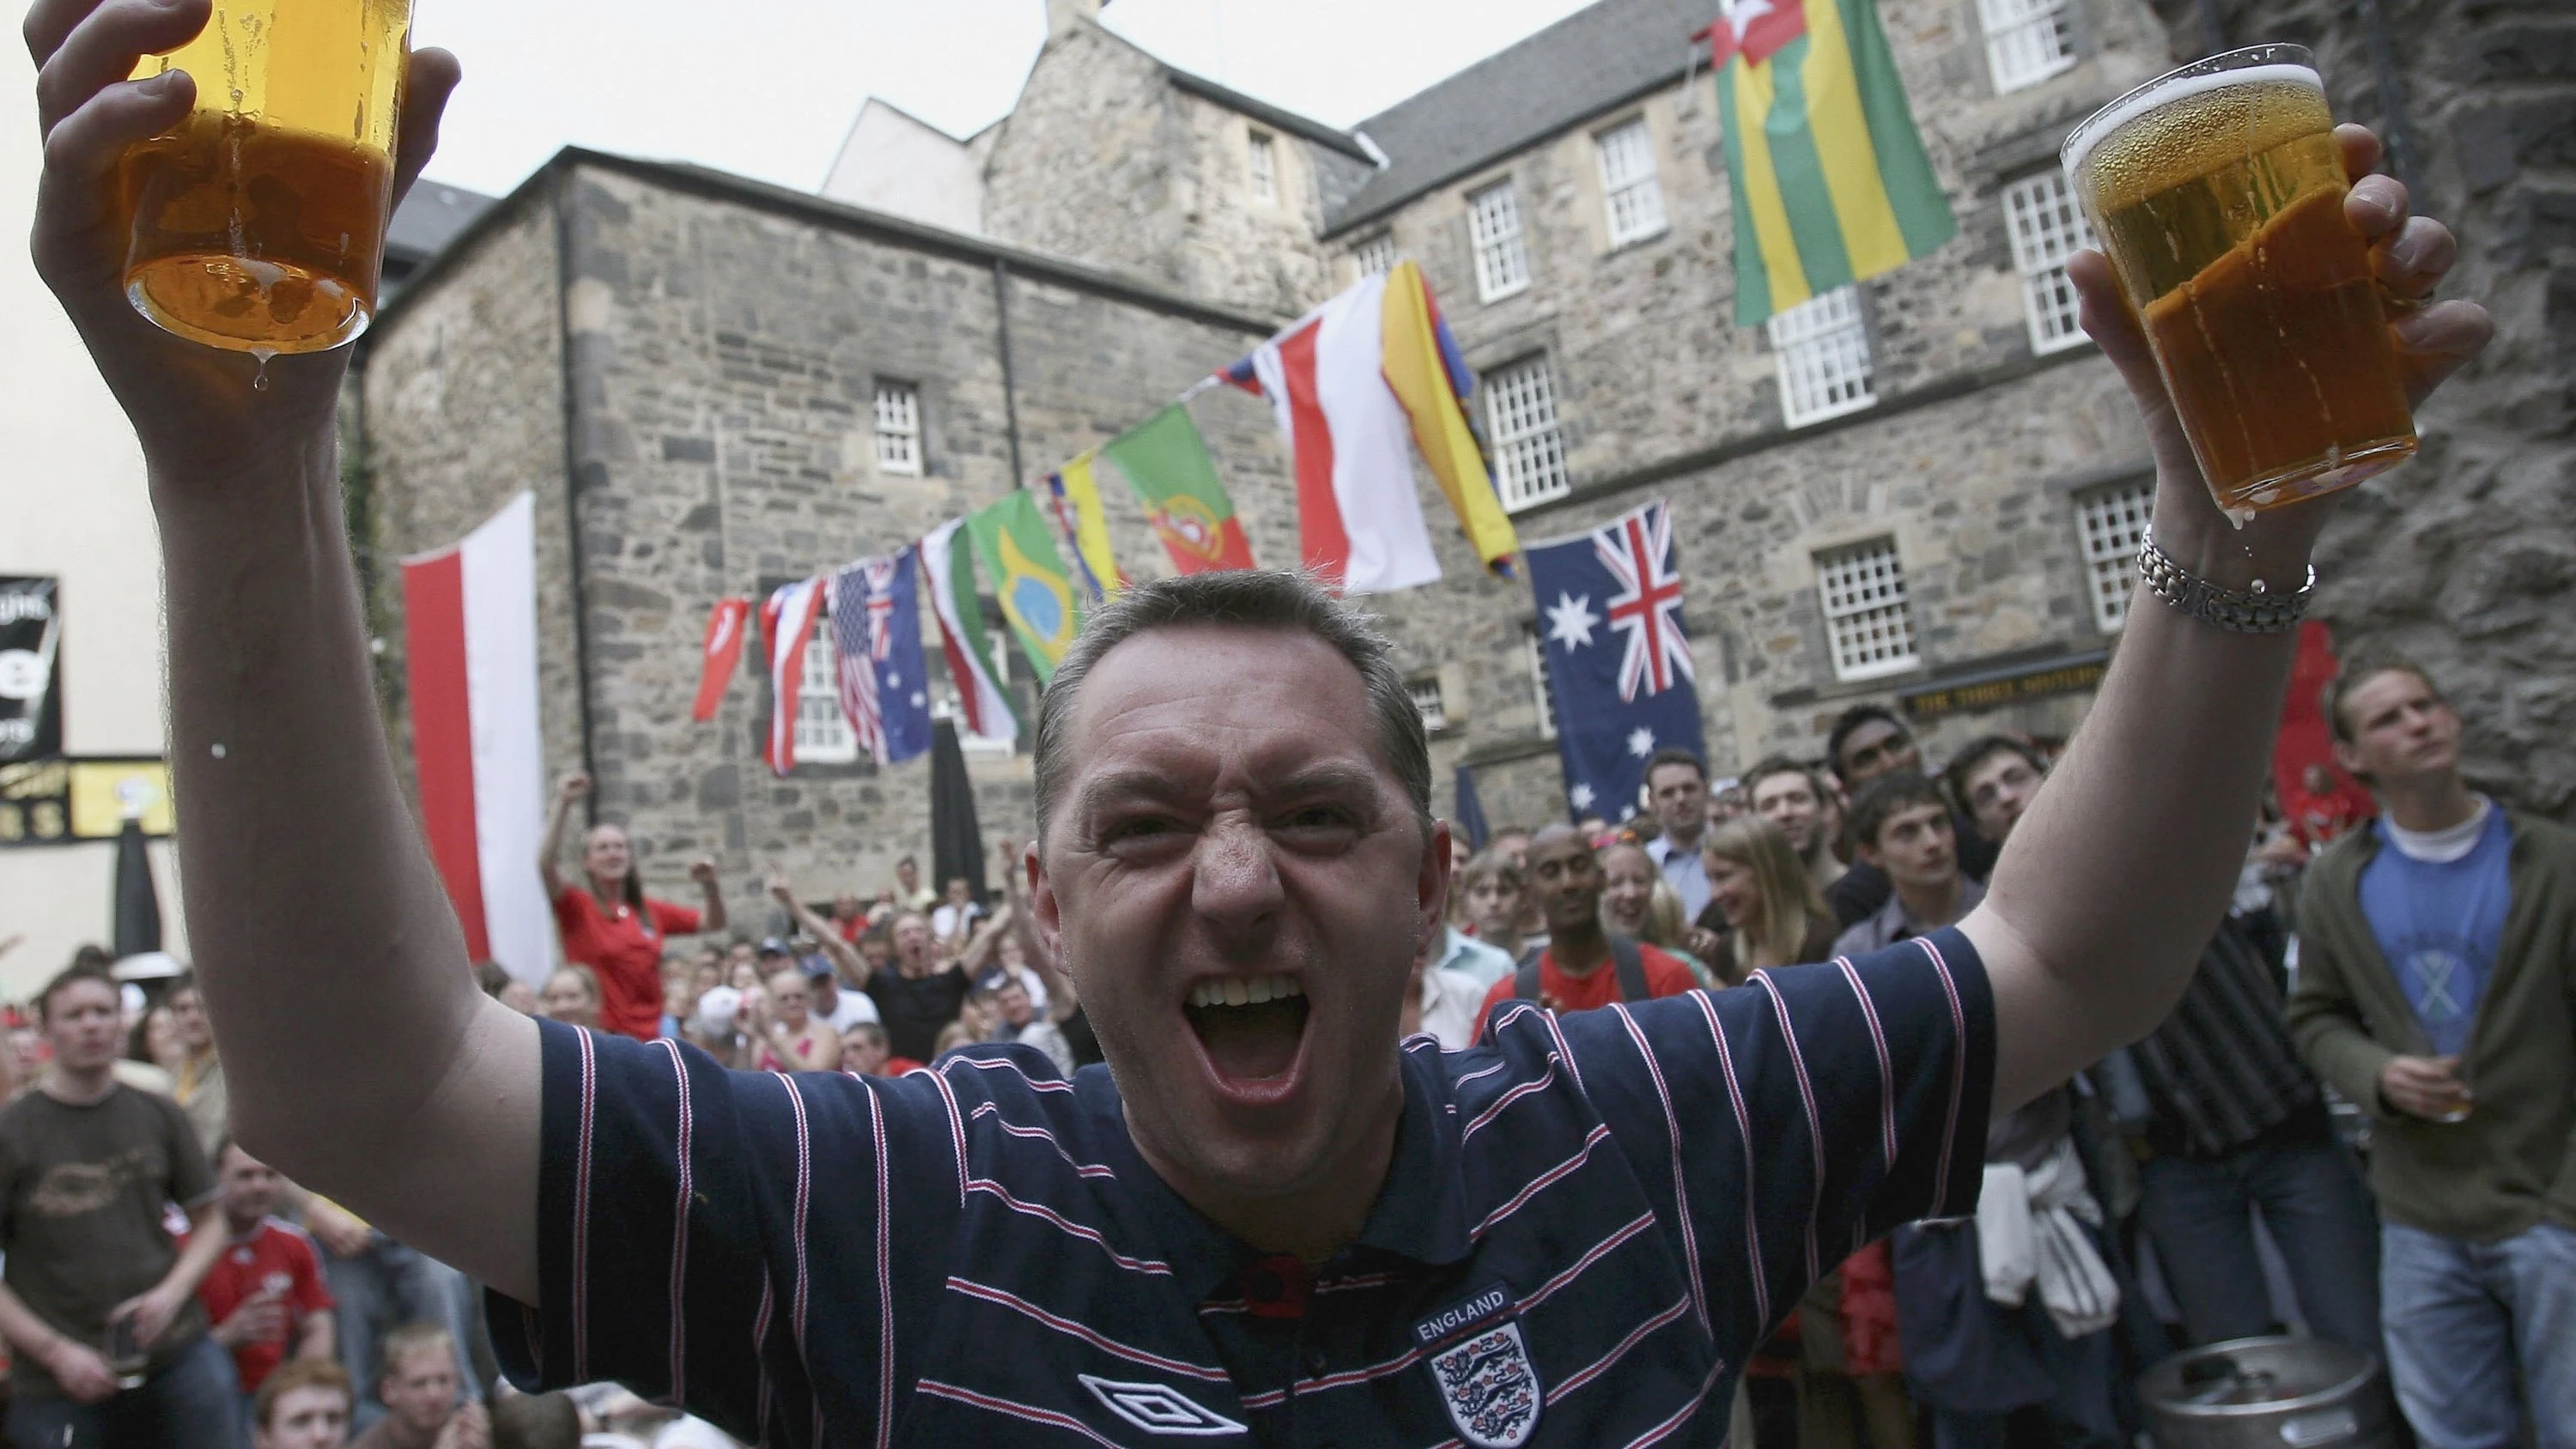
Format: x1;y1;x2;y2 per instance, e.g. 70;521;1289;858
692;259;1540;778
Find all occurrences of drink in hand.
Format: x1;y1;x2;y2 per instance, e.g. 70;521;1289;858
120;0;413;354
2063;46;2415;515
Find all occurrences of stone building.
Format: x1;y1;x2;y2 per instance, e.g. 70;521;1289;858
361;0;2568;935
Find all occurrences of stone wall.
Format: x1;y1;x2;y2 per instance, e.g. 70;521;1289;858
373;160;1293;924
362;198;583;823
981;20;1336;320
2146;0;2576;815
1310;0;2184;821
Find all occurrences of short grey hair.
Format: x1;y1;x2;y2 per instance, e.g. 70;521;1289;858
1033;571;1432;842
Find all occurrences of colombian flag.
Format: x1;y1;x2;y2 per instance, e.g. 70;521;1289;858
1710;0;1955;325
966;489;1084;684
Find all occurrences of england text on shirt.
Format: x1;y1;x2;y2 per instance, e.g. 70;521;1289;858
490;931;1995;1446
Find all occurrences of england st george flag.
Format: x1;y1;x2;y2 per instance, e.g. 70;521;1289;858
1522;500;1706;822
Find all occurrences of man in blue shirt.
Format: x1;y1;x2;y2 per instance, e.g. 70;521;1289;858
2288;660;2576;1447
21;15;2493;1445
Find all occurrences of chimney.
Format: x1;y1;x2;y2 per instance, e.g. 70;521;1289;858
1045;0;1104;37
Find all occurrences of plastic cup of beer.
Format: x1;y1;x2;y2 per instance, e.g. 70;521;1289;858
2062;45;2416;516
119;0;416;355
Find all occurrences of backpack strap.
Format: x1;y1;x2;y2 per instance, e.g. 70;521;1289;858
1610;935;1649;1003
1513;949;1546;1001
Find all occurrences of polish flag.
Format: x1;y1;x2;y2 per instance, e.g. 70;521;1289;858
691;597;750;722
759;577;826;776
1247;274;1443;595
400;494;554;985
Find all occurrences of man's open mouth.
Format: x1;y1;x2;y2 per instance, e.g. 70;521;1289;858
1182;973;1311;1084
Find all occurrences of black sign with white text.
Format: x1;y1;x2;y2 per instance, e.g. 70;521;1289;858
0;578;63;763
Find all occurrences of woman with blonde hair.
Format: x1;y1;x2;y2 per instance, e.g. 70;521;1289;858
1598;841;1718;987
1700;815;1838;984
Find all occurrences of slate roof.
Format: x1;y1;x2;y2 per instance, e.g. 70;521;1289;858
1325;0;1715;235
386;181;499;268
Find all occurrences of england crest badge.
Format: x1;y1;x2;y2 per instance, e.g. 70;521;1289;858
1427;1319;1542;1447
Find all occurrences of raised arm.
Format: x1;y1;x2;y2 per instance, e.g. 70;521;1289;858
539;774;588;901
1964;127;2491;1111
24;4;534;1300
689;858;729;933
770;876;866;985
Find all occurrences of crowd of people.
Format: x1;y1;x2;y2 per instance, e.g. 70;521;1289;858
6;652;2562;1448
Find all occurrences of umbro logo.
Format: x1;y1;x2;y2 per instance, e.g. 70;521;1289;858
1078;1374;1248;1436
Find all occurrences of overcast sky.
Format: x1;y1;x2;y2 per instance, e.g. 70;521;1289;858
409;0;1604;199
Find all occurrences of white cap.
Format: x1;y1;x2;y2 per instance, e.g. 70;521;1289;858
689;986;743;1036
111;951;186;983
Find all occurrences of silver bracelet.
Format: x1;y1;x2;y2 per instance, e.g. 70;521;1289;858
2135;529;2315;634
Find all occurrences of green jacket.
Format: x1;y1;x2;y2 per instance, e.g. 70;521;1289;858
2284;807;2576;1241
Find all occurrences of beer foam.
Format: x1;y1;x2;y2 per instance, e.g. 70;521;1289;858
2063;63;2326;205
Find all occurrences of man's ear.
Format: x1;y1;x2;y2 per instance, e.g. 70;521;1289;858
1418;819;1454;959
1854;837;1883;870
1027;838;1066;963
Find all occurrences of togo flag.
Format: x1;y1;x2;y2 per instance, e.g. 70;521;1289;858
967;489;1084;684
1708;0;1956;325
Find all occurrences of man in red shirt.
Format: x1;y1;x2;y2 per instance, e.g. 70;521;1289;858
196;1140;335;1409
1480;824;1698;1033
540;773;728;1039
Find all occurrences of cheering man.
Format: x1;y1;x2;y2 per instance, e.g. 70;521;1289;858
22;3;2492;1443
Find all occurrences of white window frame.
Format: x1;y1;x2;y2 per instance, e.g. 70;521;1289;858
1247;130;1279;205
929;622;1017;756
872;381;922;476
1815;538;1922;682
1595;118;1668;248
1768;286;1877;427
1978;0;2078;94
1353;233;1398;277
2075;478;2154;633
795;633;859;765
1408;676;1449;733
1522;623;1560;741
1485;355;1570;512
2003;172;2096;356
1467;181;1530;302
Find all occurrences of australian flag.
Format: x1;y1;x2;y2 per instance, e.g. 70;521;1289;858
828;549;933;767
1523;500;1705;822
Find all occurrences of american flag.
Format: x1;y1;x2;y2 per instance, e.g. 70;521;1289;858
1596;500;1694;701
828;561;890;764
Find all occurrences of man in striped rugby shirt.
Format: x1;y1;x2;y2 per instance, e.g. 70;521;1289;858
24;12;2494;1442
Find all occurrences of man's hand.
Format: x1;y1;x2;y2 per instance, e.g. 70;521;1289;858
26;0;461;476
211;1293;287;1349
41;1337;118;1404
556;773;592;805
690;858;720;887
767;873;796;906
303;1198;374;1259
434;1399;491;1449
2379;1054;2471;1121
109;1284;188;1350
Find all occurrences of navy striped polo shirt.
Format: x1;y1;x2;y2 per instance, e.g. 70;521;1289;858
490;929;1994;1447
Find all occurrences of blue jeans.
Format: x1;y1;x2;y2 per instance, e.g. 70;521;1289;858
2136;1129;2383;1352
321;1234;483;1431
2381;1220;2576;1449
6;1332;239;1449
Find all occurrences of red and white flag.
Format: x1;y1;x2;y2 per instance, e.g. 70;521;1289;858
760;577;826;776
691;597;751;722
1242;274;1443;595
400;494;554;985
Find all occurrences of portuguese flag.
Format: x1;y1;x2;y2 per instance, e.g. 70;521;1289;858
1708;0;1955;325
1101;406;1256;576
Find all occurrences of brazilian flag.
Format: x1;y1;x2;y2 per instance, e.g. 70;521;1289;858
1710;0;1956;325
966;489;1084;684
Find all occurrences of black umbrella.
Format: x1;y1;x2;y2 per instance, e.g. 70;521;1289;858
928;719;989;904
112;817;162;958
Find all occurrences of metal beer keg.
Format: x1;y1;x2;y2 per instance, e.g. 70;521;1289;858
2139;1337;2403;1449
